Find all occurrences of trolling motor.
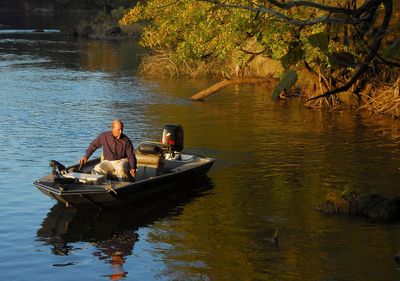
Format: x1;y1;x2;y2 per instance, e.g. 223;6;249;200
49;160;74;186
161;124;184;159
49;160;66;177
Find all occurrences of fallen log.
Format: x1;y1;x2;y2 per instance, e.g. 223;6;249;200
190;76;275;101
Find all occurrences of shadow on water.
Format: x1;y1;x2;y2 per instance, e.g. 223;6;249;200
36;177;214;279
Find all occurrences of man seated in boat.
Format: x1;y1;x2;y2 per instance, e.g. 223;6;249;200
79;119;137;181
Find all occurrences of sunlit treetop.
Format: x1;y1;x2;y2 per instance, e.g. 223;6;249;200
119;0;322;63
120;0;399;99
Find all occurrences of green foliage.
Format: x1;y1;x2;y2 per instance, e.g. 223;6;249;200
94;6;125;22
271;70;298;100
328;52;356;69
119;0;360;79
280;43;304;70
307;32;329;53
120;0;298;73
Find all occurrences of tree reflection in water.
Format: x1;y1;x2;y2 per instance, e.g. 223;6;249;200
36;177;213;280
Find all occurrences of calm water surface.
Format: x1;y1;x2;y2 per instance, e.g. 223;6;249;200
1;30;400;281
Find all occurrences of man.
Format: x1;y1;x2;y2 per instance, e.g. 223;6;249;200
80;119;137;181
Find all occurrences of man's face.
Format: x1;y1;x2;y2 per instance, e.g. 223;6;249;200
112;122;123;139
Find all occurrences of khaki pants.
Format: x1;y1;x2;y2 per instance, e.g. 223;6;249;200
92;159;130;181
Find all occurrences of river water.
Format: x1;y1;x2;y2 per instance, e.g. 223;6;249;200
1;30;400;281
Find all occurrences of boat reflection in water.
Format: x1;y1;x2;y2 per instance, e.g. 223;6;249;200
36;177;213;280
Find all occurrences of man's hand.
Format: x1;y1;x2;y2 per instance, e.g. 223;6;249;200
80;156;88;166
130;169;136;177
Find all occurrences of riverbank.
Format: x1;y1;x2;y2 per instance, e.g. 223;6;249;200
140;51;400;118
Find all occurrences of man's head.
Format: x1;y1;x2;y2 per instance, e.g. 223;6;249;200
111;119;124;139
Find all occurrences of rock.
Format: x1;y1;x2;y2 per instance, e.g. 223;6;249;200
318;191;350;213
318;189;400;222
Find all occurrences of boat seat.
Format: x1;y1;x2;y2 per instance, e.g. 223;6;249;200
136;152;161;168
135;151;161;180
135;141;164;180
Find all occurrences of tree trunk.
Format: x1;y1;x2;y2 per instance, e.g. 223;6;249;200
190;77;274;101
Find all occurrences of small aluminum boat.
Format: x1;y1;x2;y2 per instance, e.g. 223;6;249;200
33;125;215;208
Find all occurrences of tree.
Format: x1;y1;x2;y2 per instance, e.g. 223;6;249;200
199;0;399;100
120;0;400;100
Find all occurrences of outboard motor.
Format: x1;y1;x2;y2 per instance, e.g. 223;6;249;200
162;124;184;158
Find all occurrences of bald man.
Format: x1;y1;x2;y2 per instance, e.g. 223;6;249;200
80;119;137;181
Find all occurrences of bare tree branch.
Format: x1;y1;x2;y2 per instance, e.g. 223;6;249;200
354;23;400;68
266;0;356;14
199;0;369;26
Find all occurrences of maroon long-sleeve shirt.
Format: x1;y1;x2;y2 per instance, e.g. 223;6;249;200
85;131;137;170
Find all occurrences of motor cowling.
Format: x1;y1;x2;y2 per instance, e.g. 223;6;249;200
162;124;184;152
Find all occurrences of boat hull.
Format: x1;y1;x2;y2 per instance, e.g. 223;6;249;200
34;157;215;208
